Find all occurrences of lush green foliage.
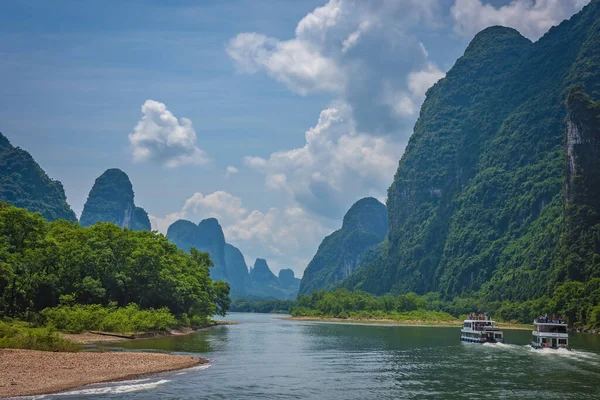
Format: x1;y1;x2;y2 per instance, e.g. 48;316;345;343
292;289;457;322
0;203;230;324
0;133;76;222
339;2;600;329
299;197;387;295
39;303;178;333
229;297;296;313
79;168;150;231
0;321;80;352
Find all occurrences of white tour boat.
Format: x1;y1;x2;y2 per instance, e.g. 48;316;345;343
531;316;569;350
460;314;504;344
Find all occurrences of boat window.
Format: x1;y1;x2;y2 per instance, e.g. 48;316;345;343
464;322;471;328
559;339;567;345
495;334;502;339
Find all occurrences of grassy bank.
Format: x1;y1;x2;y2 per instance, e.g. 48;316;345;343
0;321;80;352
1;302;232;350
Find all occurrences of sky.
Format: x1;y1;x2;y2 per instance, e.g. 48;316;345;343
0;0;591;277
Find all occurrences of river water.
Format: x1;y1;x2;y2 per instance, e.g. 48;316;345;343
47;313;600;399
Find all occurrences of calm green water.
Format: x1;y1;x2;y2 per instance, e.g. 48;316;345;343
48;313;600;399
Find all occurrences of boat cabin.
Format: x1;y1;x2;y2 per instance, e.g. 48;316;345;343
460;314;504;343
531;316;569;349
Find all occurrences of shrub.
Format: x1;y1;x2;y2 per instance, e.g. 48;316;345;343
0;321;80;352
40;303;178;333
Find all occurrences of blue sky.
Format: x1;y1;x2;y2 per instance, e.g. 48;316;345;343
0;0;590;276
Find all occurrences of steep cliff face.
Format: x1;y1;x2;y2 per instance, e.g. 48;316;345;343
80;169;150;231
299;197;387;294
342;1;600;300
278;268;300;290
0;132;76;222
559;87;600;282
166;217;229;281
195;218;228;281
224;243;252;294
250;258;279;285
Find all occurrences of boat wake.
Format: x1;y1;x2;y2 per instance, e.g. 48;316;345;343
528;346;598;360
49;378;171;397
173;362;212;376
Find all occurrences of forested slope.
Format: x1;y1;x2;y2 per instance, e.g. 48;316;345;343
342;0;600;319
0;133;76;222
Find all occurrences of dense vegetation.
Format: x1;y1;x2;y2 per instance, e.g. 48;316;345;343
0;133;76;222
292;289;457;323
40;303;179;334
229;297;296;314
0;203;230;329
299;197;387;294
79;168;150;231
292;287;600;330
338;1;600;328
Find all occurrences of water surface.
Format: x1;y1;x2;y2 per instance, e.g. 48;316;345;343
48;313;600;399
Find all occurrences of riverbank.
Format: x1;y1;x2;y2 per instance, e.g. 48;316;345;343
0;348;207;398
285;316;532;330
62;320;238;344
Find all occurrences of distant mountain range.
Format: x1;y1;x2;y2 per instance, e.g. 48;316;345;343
167;218;300;299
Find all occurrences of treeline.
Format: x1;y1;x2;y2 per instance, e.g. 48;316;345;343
292;289;456;322
292;288;600;330
0;203;230;330
229;297;295;314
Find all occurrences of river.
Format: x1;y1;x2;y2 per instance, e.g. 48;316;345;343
47;313;600;399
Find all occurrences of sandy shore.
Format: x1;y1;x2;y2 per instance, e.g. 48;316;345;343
284;316;532;330
0;349;207;398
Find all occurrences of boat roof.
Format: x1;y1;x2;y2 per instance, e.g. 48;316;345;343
534;321;567;326
464;319;496;323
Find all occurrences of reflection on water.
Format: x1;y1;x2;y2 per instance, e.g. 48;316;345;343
48;313;600;399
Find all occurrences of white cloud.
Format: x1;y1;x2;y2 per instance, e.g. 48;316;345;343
384;61;446;118
129;100;209;168
225;166;238;177
451;0;591;41
244;105;401;219
227;33;344;95
151;191;330;276
228;0;448;220
226;0;445;133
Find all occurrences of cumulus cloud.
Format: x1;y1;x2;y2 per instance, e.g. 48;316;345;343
225;166;238;177
151;190;248;233
227;0;448;220
451;0;591;41
244;105;401;219
150;191;330;276
129;100;209;168
226;0;445;134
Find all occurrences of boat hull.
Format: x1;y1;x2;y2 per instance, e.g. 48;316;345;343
460;336;502;344
530;341;570;350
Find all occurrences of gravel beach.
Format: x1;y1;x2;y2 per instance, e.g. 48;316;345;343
0;349;206;398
